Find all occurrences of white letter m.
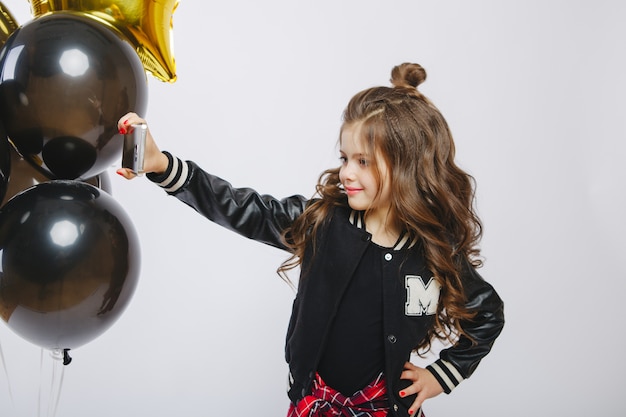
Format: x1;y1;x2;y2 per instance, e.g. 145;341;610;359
405;275;441;316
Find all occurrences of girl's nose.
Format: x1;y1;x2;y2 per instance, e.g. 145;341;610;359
340;162;355;182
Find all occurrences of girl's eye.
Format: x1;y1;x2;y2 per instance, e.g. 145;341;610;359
359;158;369;166
339;156;347;164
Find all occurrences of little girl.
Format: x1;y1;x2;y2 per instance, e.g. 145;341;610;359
117;62;504;417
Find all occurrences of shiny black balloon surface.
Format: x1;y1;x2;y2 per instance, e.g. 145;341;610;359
0;121;9;202
0;180;141;350
0;12;148;180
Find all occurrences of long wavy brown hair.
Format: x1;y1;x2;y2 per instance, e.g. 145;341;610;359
279;63;483;352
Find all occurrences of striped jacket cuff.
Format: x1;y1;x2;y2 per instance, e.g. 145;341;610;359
426;359;465;394
146;151;190;194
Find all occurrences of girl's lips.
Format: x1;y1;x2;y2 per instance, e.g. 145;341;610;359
345;187;362;196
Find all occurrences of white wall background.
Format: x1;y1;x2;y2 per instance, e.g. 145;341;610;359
1;1;625;416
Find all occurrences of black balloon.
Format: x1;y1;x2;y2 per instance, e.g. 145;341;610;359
1;145;112;207
0;12;148;180
0;180;140;350
0;120;10;202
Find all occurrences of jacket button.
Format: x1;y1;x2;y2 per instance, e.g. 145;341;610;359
387;334;397;343
384;253;392;261
393;404;399;412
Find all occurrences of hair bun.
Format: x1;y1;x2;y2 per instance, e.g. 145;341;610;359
390;63;427;90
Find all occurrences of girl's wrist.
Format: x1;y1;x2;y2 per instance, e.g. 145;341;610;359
150;151;170;174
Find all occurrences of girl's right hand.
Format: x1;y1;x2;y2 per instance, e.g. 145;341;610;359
116;112;169;179
399;361;444;415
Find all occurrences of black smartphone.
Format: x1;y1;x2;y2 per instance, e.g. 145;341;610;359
122;123;147;175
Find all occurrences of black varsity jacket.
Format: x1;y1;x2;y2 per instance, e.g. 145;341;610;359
147;153;505;417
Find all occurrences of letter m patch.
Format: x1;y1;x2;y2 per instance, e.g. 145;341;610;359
405;275;441;316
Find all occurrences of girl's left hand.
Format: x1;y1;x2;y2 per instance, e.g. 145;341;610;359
399;361;444;415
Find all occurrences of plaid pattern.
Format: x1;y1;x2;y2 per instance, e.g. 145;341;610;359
287;373;389;417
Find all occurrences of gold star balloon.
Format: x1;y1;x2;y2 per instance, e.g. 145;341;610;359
0;1;19;47
29;0;179;83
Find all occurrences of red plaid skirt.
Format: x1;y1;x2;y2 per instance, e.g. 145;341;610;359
287;372;389;417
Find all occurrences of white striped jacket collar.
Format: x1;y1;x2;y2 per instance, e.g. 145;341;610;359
348;210;416;251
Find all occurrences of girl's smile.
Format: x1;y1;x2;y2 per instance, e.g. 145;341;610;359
344;186;364;196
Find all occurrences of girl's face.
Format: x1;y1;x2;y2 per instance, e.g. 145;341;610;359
339;124;393;217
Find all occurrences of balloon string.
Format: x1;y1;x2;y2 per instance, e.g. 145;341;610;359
51;363;65;417
38;348;44;417
47;353;57;417
37;349;66;417
0;339;15;411
46;349;65;417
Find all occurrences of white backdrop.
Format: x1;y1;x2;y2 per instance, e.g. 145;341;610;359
1;1;625;416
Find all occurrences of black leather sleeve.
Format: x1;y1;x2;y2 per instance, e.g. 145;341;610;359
426;260;505;393
149;155;309;251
